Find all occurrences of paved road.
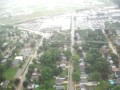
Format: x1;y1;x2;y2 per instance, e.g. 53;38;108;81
69;12;75;90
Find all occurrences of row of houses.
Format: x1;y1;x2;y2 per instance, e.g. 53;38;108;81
55;53;68;90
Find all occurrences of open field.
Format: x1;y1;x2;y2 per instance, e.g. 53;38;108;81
0;7;76;25
0;0;108;25
3;67;17;80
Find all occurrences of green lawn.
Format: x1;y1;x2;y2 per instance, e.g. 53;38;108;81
3;67;17;80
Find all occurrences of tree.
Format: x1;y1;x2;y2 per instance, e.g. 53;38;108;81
14;78;20;86
94;60;110;80
85;53;94;64
110;53;119;67
95;81;110;90
0;53;3;64
117;46;120;55
72;71;80;83
72;54;79;61
0;65;5;82
73;44;79;50
23;81;28;88
30;41;36;48
5;60;12;68
40;66;53;81
26;64;34;80
112;86;120;90
89;71;101;81
64;48;71;60
53;67;62;76
40;48;60;67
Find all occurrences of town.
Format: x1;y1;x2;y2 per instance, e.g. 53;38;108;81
0;0;120;90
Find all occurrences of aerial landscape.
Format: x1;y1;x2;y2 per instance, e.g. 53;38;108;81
1;0;120;90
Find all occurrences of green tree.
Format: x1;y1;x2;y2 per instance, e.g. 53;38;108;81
89;71;101;81
112;86;120;90
95;81;110;90
64;48;71;60
72;71;80;83
110;53;119;67
72;54;79;61
0;53;3;64
14;78;20;86
23;81;28;88
41;66;53;81
40;48;60;67
94;60;110;80
53;67;62;76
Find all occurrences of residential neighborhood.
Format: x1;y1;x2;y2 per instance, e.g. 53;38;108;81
1;0;120;90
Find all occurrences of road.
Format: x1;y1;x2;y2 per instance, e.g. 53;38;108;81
17;27;43;36
69;12;75;90
106;35;118;55
101;28;118;56
16;36;44;90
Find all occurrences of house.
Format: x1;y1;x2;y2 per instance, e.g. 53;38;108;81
114;38;120;46
100;46;109;54
27;83;35;90
2;42;8;48
1;59;7;64
60;54;67;63
59;63;66;70
31;68;39;81
79;58;84;63
0;80;10;89
116;29;120;36
26;83;39;90
56;85;65;90
15;56;23;61
109;60;113;66
55;77;65;85
12;56;23;67
107;55;112;60
4;55;9;59
115;71;120;78
112;66;119;72
20;48;32;58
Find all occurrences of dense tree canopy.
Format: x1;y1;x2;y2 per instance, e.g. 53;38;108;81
39;48;62;89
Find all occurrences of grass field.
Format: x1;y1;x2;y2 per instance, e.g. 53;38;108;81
0;6;79;25
3;67;17;80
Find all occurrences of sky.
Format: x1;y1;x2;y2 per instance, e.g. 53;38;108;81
0;0;102;9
